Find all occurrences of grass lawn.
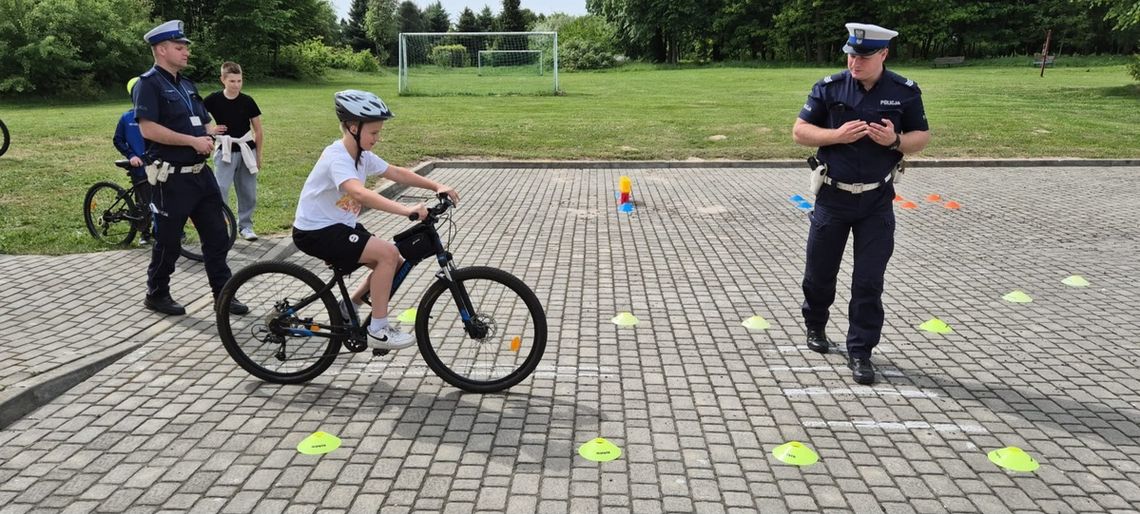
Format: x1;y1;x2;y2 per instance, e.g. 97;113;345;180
1;63;1138;255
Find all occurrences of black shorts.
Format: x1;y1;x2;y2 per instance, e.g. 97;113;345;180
292;223;373;272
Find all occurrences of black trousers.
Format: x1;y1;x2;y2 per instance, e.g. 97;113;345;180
146;166;232;299
802;184;896;358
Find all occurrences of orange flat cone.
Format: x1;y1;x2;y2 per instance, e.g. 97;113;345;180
893;194;904;202
944;200;961;210
900;201;918;210
925;194;942;202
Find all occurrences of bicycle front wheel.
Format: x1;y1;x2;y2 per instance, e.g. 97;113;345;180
0;118;9;156
182;203;237;261
217;260;343;384
416;266;547;393
83;182;138;246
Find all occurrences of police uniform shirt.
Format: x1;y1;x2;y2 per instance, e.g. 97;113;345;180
133;66;211;165
798;69;928;184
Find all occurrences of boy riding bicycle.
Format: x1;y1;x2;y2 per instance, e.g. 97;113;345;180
292;90;459;350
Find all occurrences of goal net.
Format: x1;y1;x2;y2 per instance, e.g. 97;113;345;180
399;32;559;96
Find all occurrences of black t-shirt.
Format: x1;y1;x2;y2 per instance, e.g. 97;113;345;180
203;91;262;148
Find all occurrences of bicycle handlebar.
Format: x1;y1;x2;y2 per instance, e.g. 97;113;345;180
407;193;455;222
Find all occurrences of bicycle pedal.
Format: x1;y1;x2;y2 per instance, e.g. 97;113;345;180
372;348;390;357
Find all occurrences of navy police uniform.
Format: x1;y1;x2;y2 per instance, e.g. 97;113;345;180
797;25;928;359
134;21;232;305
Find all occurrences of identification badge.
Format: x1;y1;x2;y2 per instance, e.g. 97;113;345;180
190;116;202;126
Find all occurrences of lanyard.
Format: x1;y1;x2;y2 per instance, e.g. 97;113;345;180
155;72;195;114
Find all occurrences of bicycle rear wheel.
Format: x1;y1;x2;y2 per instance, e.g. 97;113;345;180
0;118;9;156
217;260;343;384
181;203;237;261
416;266;546;393
83;182;138;246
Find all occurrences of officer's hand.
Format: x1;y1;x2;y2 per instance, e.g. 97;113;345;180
832;120;869;144
407;203;429;221
436;185;459;204
129;156;143;167
191;136;214;155
867;118;897;146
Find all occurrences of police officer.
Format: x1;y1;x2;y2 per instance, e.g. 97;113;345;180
133;20;247;316
792;23;930;385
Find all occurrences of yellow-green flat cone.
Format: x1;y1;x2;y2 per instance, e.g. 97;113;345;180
741;315;771;330
611;312;639;326
297;431;341;455
772;441;819;467
396;308;417;323
919;318;954;334
578;438;622;462
987;446;1039;472
1061;275;1089;287
1002;291;1033;303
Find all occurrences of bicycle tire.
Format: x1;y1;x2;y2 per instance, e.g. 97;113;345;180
83;182;138;247
415;266;547;393
180;203;237;262
0;119;9;157
217;260;343;384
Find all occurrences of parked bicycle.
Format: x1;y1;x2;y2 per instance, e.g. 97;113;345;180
83;159;236;261
0;117;9;156
216;194;547;393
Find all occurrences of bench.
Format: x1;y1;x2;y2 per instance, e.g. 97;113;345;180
933;56;965;67
1032;53;1055;67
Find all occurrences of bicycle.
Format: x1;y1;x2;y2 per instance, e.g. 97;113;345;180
216;194;547;393
83;159;237;261
0;117;9;156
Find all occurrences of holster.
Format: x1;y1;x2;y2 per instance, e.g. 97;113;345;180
807;156;828;195
145;161;172;185
891;159;906;185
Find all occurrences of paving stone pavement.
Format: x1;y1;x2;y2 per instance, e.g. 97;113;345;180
2;164;1139;513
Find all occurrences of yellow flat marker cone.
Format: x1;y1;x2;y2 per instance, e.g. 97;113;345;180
772;441;819;467
510;336;521;352
297;431;341;455
988;446;1039;472
1061;275;1089;287
1003;290;1033;303
578;438;622;462
396;308;417;323
741;315;771;330
611;312;640;326
919;318;954;334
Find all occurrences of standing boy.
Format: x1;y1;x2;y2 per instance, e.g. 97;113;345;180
114;76;151;244
204;61;263;241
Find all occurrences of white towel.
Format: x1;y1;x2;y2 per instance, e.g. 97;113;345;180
214;130;259;174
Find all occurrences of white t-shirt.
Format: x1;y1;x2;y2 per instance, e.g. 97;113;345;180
293;140;389;231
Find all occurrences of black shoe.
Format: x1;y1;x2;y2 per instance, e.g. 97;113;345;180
145;295;186;316
806;327;831;353
848;355;876;385
216;296;250;315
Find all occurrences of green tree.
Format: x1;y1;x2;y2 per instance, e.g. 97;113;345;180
365;0;399;64
397;0;424;33
1081;0;1140;29
500;0;525;31
457;7;479;32
345;0;372;51
477;5;497;32
424;1;450;32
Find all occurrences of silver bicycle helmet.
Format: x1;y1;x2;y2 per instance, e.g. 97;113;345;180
334;90;393;122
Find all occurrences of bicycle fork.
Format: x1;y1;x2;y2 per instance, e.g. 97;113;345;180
437;266;487;339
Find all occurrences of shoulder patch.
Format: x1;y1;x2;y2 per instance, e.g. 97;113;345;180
140;69;156;78
888;71;920;91
815;72;846;88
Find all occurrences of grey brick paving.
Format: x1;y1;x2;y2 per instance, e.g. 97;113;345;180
2;164;1140;512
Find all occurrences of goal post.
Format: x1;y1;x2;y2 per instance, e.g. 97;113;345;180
398;32;559;96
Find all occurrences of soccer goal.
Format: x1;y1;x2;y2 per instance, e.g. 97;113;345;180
398;32;559;96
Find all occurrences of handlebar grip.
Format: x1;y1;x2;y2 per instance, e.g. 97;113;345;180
408;212;420;221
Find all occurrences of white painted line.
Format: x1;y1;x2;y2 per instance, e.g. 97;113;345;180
783;386;939;398
802;419;988;434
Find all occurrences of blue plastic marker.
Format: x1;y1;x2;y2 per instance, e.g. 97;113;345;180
798;201;813;210
790;194;805;203
618;203;635;213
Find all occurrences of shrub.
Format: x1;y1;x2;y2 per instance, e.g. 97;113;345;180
430;44;468;67
560;40;616;71
276;39;332;79
1130;54;1140;82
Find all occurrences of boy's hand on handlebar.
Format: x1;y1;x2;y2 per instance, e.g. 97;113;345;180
436;185;459;204
129;156;143;167
407;203;429;221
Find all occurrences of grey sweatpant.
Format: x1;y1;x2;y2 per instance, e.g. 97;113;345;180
213;150;257;231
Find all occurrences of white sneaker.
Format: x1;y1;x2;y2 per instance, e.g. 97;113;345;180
368;324;416;350
239;228;258;241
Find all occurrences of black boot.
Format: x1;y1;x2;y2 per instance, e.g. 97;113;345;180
806;327;831;353
215;296;250;315
848;355;875;385
145;295;186;316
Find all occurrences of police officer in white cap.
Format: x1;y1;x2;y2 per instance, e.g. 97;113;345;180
133;20;247;316
792;23;931;385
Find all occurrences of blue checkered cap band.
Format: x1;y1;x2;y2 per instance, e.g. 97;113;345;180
145;20;191;45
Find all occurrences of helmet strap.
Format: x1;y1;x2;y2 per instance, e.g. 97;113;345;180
352;121;364;169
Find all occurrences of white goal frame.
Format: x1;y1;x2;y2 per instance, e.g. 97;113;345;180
398;31;559;95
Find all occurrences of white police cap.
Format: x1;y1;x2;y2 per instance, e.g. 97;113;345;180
145;20;192;46
843;23;897;56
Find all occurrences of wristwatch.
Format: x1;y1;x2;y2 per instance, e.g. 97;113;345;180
888;133;901;151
